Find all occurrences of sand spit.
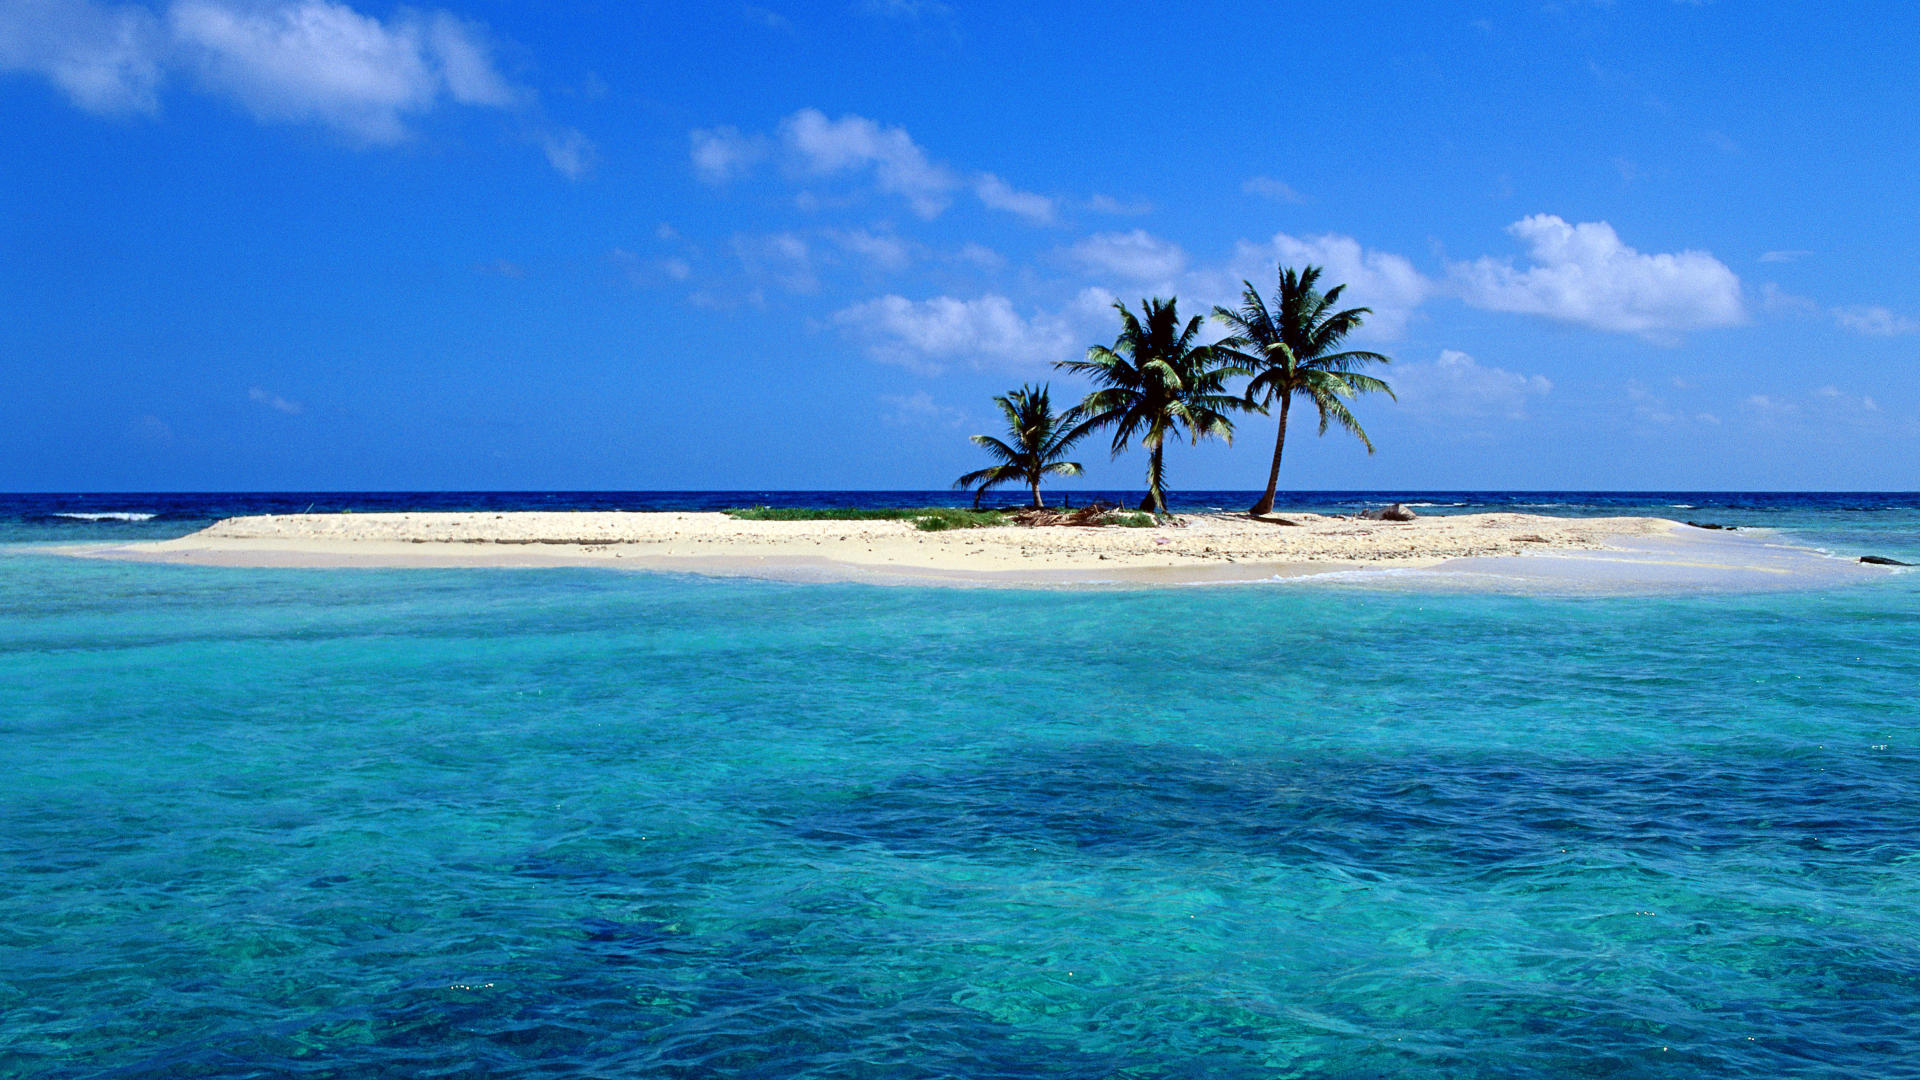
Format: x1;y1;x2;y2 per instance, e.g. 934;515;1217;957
54;509;1731;587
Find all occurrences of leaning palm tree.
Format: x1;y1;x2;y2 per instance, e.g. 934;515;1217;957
1213;265;1395;517
953;384;1086;508
1056;297;1244;515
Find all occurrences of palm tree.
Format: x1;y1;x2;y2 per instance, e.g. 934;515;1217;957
953;384;1086;508
1056;298;1243;515
1213;266;1394;517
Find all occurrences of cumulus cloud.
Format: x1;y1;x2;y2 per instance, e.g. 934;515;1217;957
1227;231;1435;339
824;227;914;271
1392;350;1549;421
780;107;958;218
0;0;582;169
127;413;173;442
689;124;765;182
1067;229;1188;284
1626;381;1719;427
539;127;594;179
954;242;1003;270
0;0;164;113
1832;304;1920;337
974;172;1054;224
248;386;302;414
689;108;1060;224
1451;215;1745;337
740;4;791;31
169;0;521;143
1242;176;1305;203
1760;282;1818;315
732;231;816;293
1085;193;1150;216
859;0;952;20
832;294;1077;374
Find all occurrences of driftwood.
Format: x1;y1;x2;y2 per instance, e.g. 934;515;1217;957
1358;503;1418;522
1009;501;1153;528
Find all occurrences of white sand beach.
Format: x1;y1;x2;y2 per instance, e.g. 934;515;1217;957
54;508;1885;591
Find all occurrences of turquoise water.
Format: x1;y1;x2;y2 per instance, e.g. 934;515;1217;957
4;532;1919;1076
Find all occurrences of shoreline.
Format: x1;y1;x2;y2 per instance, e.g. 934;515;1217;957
49;510;1895;592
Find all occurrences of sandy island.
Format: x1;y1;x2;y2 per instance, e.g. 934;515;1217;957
52;509;1890;592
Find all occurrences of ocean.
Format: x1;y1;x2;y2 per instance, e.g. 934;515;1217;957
3;492;1918;1077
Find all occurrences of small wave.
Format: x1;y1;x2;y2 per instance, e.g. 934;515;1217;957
50;512;156;521
1286;567;1523;585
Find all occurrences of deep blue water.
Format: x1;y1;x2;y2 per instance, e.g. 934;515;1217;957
3;493;1918;1077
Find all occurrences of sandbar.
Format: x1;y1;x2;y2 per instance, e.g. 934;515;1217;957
51;510;1894;592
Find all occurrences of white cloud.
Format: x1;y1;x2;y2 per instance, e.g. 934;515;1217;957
1085;193;1150;215
248;386;302;414
1760;282;1818;315
540;127;593;179
1741;386;1884;432
833;294;1077;374
974;172;1054;224
1242;176;1305;203
1392;350;1549;421
741;4;791;31
1815;385;1878;412
825;227;913;270
859;0;952;19
1759;249;1811;263
127;414;173;442
779;107;957;218
1228;231;1435;339
954;242;1003;270
1626;380;1719;427
419;10;514;107
0;0;164;113
689;124;764;182
692;109;1069;224
1452;215;1745;337
1832;304;1920;337
732;231;815;293
2;0;580;170
168;0;512;144
1067;229;1188;284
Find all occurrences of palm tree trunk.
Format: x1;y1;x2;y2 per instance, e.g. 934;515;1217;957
1031;479;1044;509
1249;396;1292;517
1139;442;1167;514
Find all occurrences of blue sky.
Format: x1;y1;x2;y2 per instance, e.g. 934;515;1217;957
2;0;1916;492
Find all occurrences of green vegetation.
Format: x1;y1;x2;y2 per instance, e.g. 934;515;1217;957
953;384;1085;508
1051;297;1243;516
1213;265;1395;517
725;506;1007;531
910;507;1010;531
